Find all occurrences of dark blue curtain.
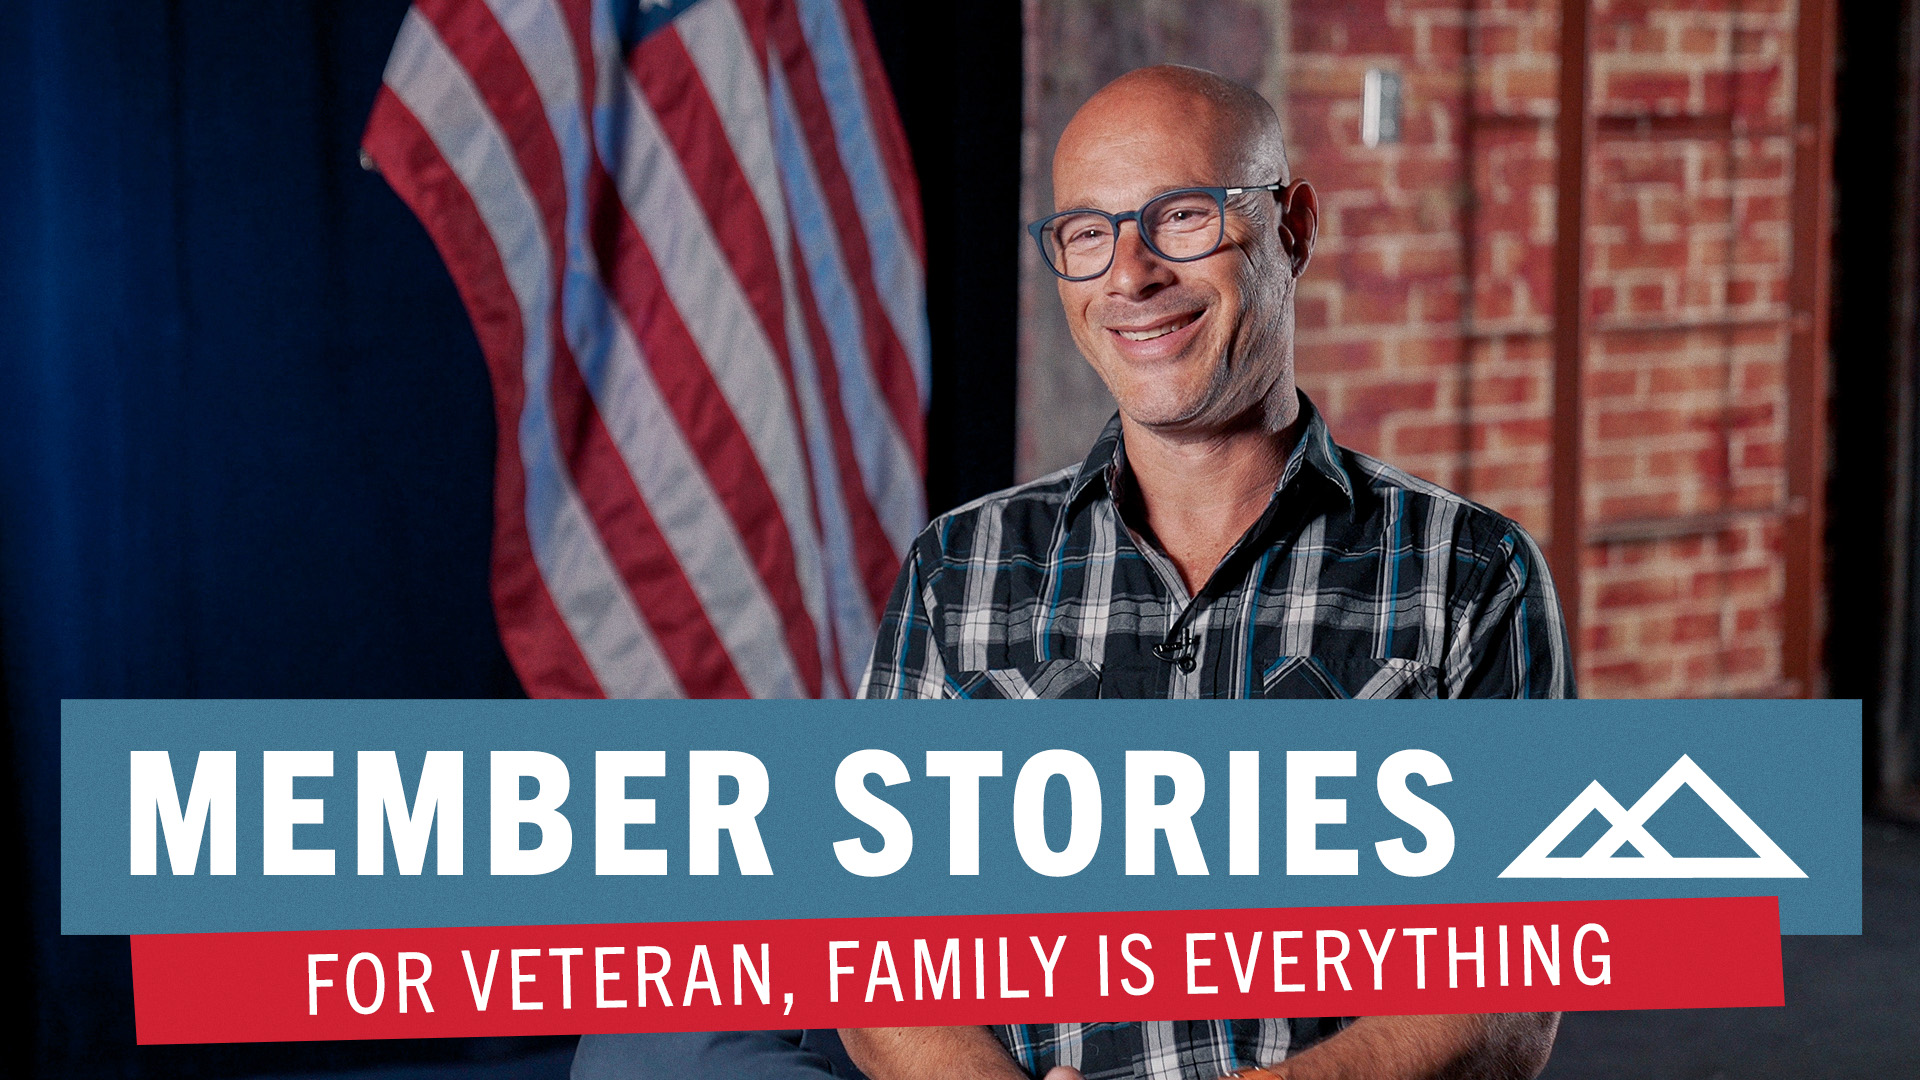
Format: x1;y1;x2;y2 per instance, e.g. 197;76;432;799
0;1;1020;1074
2;2;529;1075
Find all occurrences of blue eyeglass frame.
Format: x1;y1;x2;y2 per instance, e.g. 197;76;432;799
1026;182;1286;281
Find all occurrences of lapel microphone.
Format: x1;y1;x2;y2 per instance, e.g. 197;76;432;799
1152;631;1198;673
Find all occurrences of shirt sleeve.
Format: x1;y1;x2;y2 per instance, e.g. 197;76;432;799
1447;522;1577;699
858;543;952;699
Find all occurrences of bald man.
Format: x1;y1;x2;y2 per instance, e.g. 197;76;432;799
574;65;1570;1080
847;65;1570;1078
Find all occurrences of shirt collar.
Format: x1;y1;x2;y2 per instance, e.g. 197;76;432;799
1065;391;1357;512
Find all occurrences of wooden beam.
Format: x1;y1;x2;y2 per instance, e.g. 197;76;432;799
1785;0;1838;699
1550;0;1594;666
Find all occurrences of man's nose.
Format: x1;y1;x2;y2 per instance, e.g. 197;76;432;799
1105;220;1173;297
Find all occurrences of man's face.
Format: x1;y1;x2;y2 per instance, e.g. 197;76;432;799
1051;93;1298;436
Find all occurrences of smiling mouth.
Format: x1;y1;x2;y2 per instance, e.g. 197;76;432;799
1113;312;1200;342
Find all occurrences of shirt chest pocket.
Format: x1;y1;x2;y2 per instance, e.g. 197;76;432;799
1260;655;1441;699
947;659;1103;699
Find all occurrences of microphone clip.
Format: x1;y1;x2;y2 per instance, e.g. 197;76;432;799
1152;631;1198;673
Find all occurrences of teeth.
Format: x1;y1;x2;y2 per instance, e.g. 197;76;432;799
1117;314;1196;341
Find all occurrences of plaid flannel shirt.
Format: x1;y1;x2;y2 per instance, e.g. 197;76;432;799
858;394;1573;1078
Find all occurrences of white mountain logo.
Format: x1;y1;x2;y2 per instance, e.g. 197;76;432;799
1500;755;1806;879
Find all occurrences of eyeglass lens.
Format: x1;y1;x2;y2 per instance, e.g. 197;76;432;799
1043;189;1225;279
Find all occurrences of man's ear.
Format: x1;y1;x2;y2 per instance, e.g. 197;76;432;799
1276;180;1319;278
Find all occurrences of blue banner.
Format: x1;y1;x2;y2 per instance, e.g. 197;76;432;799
63;699;1860;935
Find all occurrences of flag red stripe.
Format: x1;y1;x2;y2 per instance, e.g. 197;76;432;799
547;333;752;697
788;233;907;616
419;0;566;247
556;0;596;107
424;0;754;697
733;0;774;78
742;0;910;615
363;88;601;697
366;0;928;699
632;26;794;394
619;28;835;695
585;158;825;696
766;0;926;470
702;0;875;678
831;0;925;261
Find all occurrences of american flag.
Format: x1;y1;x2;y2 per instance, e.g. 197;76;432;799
362;0;928;698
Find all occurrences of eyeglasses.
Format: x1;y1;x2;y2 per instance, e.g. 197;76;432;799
1026;183;1285;281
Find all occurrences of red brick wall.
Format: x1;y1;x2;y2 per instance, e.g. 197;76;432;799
1019;0;1810;698
1578;0;1798;696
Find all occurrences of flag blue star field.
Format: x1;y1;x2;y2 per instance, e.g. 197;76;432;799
363;0;928;698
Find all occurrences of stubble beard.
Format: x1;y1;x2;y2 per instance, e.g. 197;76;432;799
1131;287;1297;442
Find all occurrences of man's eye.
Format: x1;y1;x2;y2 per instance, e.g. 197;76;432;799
1065;226;1110;247
1157;206;1212;228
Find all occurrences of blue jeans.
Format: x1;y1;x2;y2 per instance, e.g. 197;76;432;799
571;1030;871;1080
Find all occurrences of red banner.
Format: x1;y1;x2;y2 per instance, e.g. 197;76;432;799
132;897;1781;1044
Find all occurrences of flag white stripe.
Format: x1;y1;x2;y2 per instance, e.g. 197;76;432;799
568;272;808;697
386;11;680;697
374;0;926;699
481;0;580;138
792;0;930;402
491;0;804;698
545;0;812;697
676;0;789;269
677;0;862;693
767;61;924;557
593;33;831;655
783;280;874;694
